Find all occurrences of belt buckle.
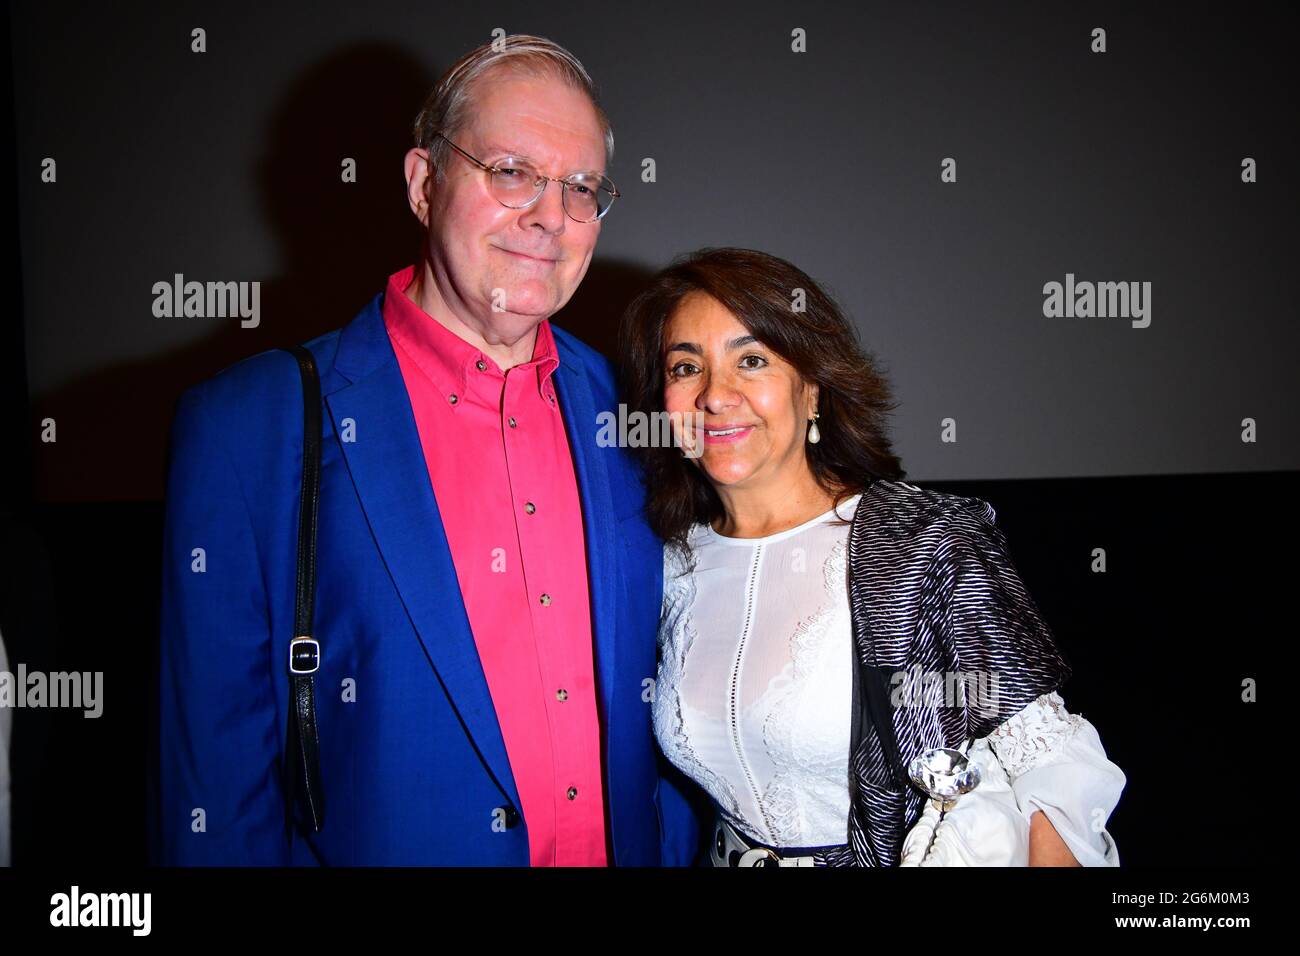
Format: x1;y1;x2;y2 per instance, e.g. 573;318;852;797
738;846;782;867
717;819;783;867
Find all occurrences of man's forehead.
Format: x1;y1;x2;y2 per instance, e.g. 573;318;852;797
464;86;605;172
469;124;604;171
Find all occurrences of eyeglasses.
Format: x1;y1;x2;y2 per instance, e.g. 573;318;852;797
431;132;620;223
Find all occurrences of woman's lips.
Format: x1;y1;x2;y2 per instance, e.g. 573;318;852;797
701;425;754;444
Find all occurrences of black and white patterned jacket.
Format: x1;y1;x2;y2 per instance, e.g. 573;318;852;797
812;478;1072;867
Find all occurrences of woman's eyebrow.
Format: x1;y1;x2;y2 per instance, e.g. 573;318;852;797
666;335;759;354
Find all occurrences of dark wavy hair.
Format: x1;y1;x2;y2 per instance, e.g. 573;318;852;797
618;247;906;552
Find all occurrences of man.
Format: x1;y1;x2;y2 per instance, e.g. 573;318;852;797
158;34;704;865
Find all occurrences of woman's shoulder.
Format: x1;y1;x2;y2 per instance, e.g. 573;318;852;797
857;478;999;541
660;538;704;631
662;532;704;587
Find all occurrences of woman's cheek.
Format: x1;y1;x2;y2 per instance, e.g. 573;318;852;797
663;382;693;413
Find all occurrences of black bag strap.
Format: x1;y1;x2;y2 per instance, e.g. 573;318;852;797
282;345;325;833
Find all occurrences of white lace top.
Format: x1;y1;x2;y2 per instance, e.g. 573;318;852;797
653;493;1125;863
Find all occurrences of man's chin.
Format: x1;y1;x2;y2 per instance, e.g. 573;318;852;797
487;286;563;322
480;304;559;342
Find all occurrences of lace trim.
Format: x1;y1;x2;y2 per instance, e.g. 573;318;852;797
758;536;850;846
985;691;1085;778
653;548;743;822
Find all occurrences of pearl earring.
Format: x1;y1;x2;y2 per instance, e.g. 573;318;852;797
808;412;821;445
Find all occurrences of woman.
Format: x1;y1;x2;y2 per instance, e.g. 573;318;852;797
619;247;1126;867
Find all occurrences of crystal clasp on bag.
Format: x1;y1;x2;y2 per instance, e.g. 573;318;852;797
908;746;981;811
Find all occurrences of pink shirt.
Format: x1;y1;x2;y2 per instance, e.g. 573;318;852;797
382;265;609;866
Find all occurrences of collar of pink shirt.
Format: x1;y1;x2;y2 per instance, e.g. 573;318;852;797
382;264;561;407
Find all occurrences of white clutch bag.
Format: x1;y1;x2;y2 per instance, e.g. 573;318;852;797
899;736;1030;867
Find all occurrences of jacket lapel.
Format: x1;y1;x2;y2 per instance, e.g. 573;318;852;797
845;479;917;866
551;334;619;726
323;295;521;811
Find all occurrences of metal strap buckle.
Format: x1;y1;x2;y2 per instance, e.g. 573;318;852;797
289;636;320;675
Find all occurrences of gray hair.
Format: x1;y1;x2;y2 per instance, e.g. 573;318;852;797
412;34;614;186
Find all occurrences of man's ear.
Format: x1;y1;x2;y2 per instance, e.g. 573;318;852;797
404;147;434;226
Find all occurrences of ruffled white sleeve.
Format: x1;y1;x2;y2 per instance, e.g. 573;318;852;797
985;691;1126;866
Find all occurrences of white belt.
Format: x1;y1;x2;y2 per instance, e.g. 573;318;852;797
709;816;820;867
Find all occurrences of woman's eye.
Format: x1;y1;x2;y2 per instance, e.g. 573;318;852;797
739;354;768;369
668;362;699;378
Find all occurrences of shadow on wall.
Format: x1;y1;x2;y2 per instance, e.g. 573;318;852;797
31;40;657;503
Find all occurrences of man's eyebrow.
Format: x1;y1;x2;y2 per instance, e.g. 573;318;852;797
481;143;604;175
481;143;535;161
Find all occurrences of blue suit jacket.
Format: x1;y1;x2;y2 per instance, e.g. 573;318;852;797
157;290;705;865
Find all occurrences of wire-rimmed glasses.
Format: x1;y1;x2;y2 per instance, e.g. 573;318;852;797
432;131;620;223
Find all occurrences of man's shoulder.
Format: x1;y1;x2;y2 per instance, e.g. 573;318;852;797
549;322;615;384
178;290;385;422
170;323;348;457
179;328;343;426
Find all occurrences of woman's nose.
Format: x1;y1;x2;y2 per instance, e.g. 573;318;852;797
697;373;739;413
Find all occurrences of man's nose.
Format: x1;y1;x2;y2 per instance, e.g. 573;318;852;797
519;179;567;232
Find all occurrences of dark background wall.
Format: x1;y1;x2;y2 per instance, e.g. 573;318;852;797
2;1;1292;867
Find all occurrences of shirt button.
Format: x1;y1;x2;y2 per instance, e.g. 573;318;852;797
556;688;568;701
448;393;459;405
566;786;578;800
508;416;517;428
497;805;520;829
539;593;551;606
476;359;487;371
524;501;536;515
